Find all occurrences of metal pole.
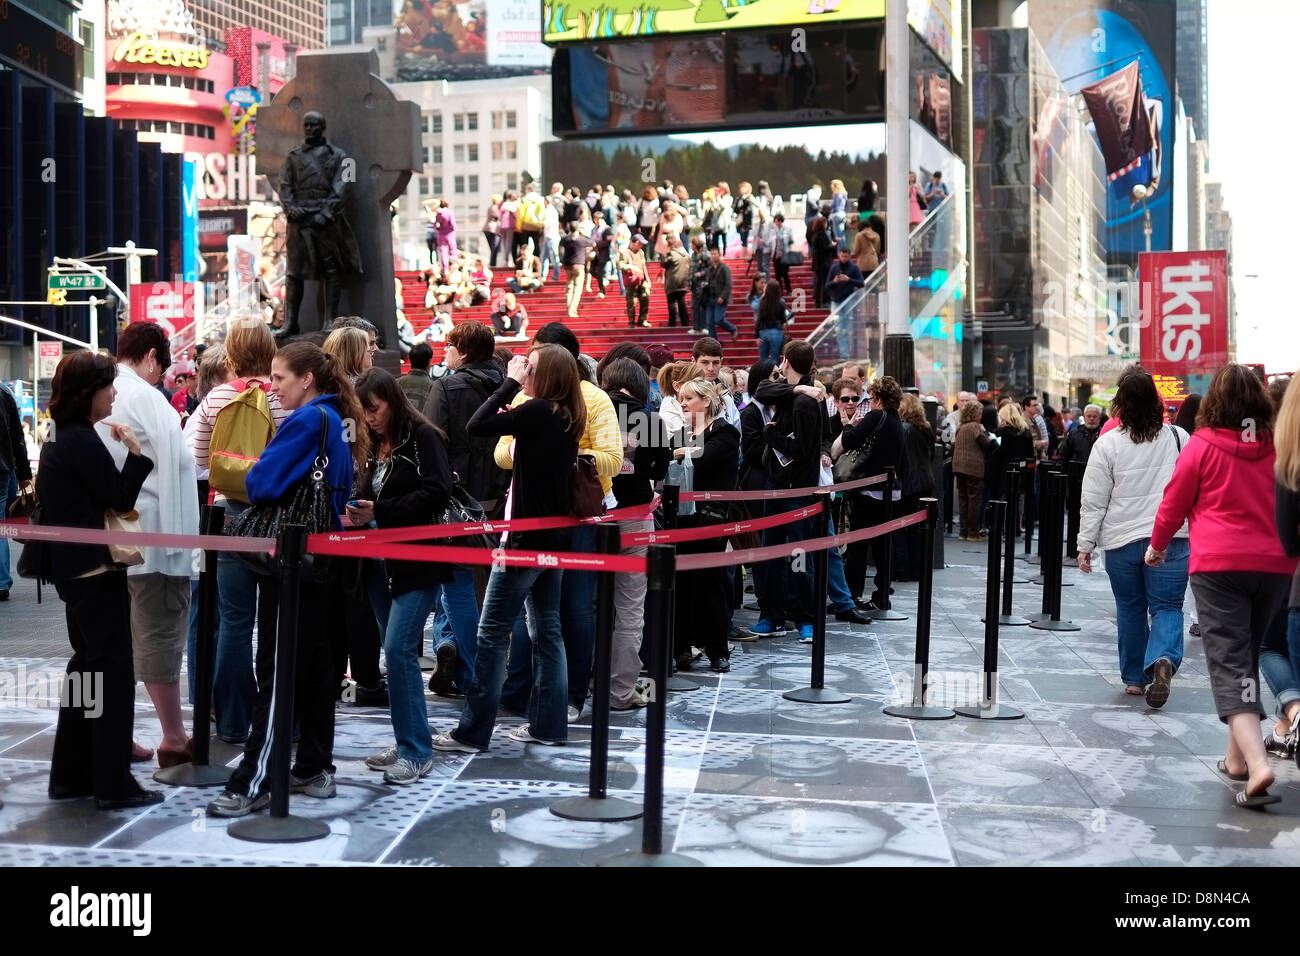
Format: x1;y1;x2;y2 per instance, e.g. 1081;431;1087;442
884;498;953;719
872;467;907;620
552;523;642;822
885;0;909;334
956;499;1024;720
1031;473;1080;632
990;466;1030;626
785;495;850;704
660;483;697;693
229;524;329;842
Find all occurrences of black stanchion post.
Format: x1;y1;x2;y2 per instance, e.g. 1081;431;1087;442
1007;464;1029;584
229;524;329;843
1031;472;1081;632
872;466;907;621
659;484;697;693
1023;460;1038;563
884;499;954;720
603;546;700;867
785;495;851;705
155;504;229;787
553;524;643;822
983;470;1031;627
956;499;1025;720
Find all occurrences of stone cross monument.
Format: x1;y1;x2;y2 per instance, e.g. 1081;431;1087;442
256;49;421;356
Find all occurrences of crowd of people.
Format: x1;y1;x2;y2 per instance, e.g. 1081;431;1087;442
7;299;1297;815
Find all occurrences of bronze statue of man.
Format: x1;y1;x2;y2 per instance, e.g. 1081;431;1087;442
278;111;363;337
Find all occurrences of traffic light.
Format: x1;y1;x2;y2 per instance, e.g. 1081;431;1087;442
46;288;67;306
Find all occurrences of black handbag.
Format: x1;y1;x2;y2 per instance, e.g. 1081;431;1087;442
224;407;337;583
833;413;885;483
570;454;605;519
443;481;496;551
15;501;52;581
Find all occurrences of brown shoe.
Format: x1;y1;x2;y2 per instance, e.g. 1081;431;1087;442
1145;659;1173;709
157;736;194;769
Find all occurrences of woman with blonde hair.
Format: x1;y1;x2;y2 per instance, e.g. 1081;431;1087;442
657;360;704;440
734;181;755;259
1269;374;1300;764
952;401;991;540
323;325;370;380
828;178;849;241
1148;364;1295;806
672;378;740;672
991;401;1035;504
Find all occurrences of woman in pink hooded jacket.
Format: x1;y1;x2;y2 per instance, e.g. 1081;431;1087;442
1148;364;1297;808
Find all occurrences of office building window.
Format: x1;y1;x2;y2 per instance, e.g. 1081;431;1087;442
454;175;465;193
454;113;464;131
431;112;442;133
506;111;517;128
432;176;443;196
467;113;478;131
468;175;479;192
422;113;430;133
507;173;518;191
506;141;517;159
492;142;503;161
467;143;478;162
453;144;465;163
429;146;442;164
491;110;503;129
468;206;480;222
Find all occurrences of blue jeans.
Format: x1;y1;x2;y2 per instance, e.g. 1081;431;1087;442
369;580;439;762
0;470;16;591
433;566;479;688
706;301;736;338
1104;537;1189;685
826;516;855;612
453;564;567;749
758;328;783;363
1260;607;1300;716
541;238;560;282
755;496;816;627
213;546;261;741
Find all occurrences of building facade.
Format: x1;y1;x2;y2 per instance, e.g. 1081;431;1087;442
969;26;1108;406
327;0;397;47
1175;0;1209;140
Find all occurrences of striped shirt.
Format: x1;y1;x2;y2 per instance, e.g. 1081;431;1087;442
191;378;288;474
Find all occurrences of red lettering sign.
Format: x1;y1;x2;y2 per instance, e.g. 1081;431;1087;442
1139;251;1229;375
129;282;197;357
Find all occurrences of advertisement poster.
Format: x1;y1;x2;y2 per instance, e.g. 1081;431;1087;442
130;282;198;357
543;0;885;45
1139;250;1229;376
1031;0;1176;258
395;0;550;80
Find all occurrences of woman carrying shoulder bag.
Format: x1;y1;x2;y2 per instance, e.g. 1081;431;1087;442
207;342;367;818
349;369;453;785
39;352;162;810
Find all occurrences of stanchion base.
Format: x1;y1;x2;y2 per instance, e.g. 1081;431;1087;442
980;614;1033;627
954;703;1026;720
1010;576;1030;584
783;686;852;704
870;609;908;621
882;703;955;720
666;675;699;692
600;850;704;867
1028;575;1073;588
228;813;331;843
1029;619;1081;632
550;795;644;823
1022;554;1040;565
153;762;229;788
1025;612;1050;622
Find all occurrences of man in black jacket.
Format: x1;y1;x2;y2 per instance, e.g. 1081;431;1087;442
0;382;33;600
746;340;822;640
704;247;737;340
421;320;507;695
1059;403;1102;558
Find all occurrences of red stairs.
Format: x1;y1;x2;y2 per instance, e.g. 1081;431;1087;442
396;256;830;372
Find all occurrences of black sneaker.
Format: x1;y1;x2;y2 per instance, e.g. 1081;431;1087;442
709;656;731;673
427;643;460;697
835;607;872;625
353;678;389;707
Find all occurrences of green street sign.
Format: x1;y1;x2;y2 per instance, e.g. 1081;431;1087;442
48;273;106;290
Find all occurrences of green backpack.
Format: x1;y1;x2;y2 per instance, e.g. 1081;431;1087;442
208;379;275;503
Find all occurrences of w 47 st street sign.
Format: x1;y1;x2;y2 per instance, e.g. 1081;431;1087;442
48;273;106;290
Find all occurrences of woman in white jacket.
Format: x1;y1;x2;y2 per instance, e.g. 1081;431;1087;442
1076;367;1189;705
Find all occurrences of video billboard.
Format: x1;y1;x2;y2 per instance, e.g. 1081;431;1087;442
394;0;551;81
543;0;884;45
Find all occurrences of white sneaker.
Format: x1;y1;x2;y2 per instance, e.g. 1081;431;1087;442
383;756;435;785
365;746;398;771
567;705;582;723
432;732;484;754
610;688;650;711
507;724;564;746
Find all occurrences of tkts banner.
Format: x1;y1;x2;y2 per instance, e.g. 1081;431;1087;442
1139;251;1229;375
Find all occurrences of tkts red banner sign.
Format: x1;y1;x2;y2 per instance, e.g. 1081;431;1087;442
1139;251;1230;374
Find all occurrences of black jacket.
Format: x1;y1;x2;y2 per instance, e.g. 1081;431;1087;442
423;360;510;508
990;425;1035;498
842;408;905;489
1274;482;1300;608
35;420;154;580
900;422;936;496
672;418;739;496
0;384;31;480
753;376;822;491
1060;423;1100;470
367;422;453;596
609;390;669;508
738;401;771;491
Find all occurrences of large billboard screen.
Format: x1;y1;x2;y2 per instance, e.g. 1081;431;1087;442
542;0;884;45
1031;0;1176;259
394;0;551;81
552;24;886;136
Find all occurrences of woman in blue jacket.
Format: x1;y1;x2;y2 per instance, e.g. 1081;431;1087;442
208;341;369;818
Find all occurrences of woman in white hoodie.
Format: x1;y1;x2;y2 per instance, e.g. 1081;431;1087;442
1076;367;1189;705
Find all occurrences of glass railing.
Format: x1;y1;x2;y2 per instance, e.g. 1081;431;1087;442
808;193;964;403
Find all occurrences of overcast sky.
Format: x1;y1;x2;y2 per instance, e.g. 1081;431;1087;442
1208;0;1300;371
